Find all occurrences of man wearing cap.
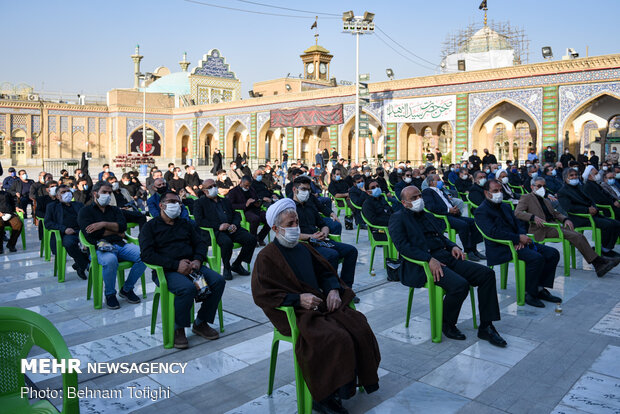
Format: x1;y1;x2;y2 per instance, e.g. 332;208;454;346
2;167;18;191
253;197;380;412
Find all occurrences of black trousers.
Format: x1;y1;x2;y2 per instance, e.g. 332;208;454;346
447;215;482;252
245;210;271;242
17;197;33;217
61;233;90;271
516;243;559;296
432;250;500;326
571;214;620;250
215;229;256;269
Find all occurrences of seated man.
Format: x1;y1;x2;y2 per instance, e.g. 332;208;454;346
9;170;34;218
44;185;90;280
468;171;487;207
227;176;271;246
146;169;163;196
194;179;256;280
35;179;57;242
120;172;144;210
476;179;561;308
251;169;279;206
558;169;620;257
348;174;369;229
422;174;485;261
252;198;380;412
601;170;620;201
215;169;234;196
496;170;520;202
389;186;506;346
73;177;92;205
454;168;473;194
362;179;395;244
0;186;24;253
168;167;186;194
292;176;358;298
140;191;225;349
97;163;115;181
542;166;563;194
328;169;355;228
582;165;620;219
107;176;147;230
516;177;620;278
147;178;191;221
78;181;146;309
184;164;201;197
394;169;413;200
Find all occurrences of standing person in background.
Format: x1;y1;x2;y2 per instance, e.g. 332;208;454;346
211;148;222;175
544;146;557;164
98;164;115;182
322;148;330;166
482;148;497;166
589;150;600;170
527;148;538;162
469;150;482;172
315;148;324;169
560;148;576;168
435;147;443;168
577;150;589;173
330;147;338;166
605;146;619;167
282;150;289;171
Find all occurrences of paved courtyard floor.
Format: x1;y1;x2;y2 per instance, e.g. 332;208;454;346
3;218;620;413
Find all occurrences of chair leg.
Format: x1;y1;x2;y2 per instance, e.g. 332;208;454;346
218;300;225;333
595;229;602;256
355;224;360;244
571;245;576;269
469;287;478;329
562;240;570;277
141;274;147;298
516;260;526;306
500;263;508;289
368;246;376;274
151;291;160;335
117;270;125;292
93;268;103;309
21;227;26;250
303;382;313;414
267;339;280;395
429;285;444;343
57;246;67;283
405;288;414;328
293;358;308;414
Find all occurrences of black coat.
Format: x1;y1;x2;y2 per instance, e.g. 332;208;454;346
468;184;486;207
557;183;594;215
211;151;222;174
474;200;526;266
421;188;452;215
194;196;241;233
482;153;497;165
389;209;455;288
44;202;84;233
454;177;473;193
583;180;615;206
362;196;392;227
349;185;369;208
543;150;556;163
560;153;575;168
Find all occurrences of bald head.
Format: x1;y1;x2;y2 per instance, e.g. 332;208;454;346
202;178;215;188
401;186;420;202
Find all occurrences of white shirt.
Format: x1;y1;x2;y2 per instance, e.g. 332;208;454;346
429;186;453;210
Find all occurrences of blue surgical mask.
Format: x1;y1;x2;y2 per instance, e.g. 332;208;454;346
607;179;616;186
356;182;364;189
334;175;341;181
436;181;444;190
371;187;382;198
551;170;557;177
568;179;580;186
256;175;263;182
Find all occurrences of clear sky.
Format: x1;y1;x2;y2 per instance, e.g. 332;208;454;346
2;0;619;98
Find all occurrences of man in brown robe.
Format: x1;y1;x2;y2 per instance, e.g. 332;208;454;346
252;198;380;414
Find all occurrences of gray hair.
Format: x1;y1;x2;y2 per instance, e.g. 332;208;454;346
274;207;297;228
531;176;546;187
472;170;486;180
427;173;440;184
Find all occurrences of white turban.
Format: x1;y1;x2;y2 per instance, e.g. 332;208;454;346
496;169;507;178
266;198;296;228
582;165;594;181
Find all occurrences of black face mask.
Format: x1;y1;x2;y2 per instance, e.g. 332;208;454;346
156;186;167;195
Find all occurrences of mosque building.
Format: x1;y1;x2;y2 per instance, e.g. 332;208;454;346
1;28;620;170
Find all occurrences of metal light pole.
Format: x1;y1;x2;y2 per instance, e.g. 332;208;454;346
343;11;374;165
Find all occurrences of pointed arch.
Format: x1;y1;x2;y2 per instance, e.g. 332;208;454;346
340;110;383;162
226;120;248;160
199;122;217;165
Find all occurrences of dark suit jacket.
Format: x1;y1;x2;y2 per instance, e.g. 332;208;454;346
557;183;594;215
194;196;241;233
454;177;472;193
227;185;260;212
583;180;615;206
421;188;452;215
349;185;369;208
389;209;456;288
9;179;35;197
468;184;486;207
394;180;412;199
475;200;527;266
251;180;273;199
44;201;84;233
362;196;392;227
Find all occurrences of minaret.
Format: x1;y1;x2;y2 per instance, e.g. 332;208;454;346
131;44;144;89
179;52;190;72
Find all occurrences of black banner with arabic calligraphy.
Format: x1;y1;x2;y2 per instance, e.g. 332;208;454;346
270;105;343;127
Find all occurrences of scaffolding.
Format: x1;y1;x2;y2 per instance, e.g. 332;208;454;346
441;20;530;66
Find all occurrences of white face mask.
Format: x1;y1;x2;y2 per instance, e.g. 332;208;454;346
478;178;487;187
534;186;546;197
221;175;228;180
97;193;111;207
296;189;310;202
112;182;119;191
208;187;218;198
49;187;58;196
490;192;504;204
409;198;425;212
164;202;182;219
403;177;412;183
277;226;300;248
241;186;249;192
501;177;509;184
61;192;73;203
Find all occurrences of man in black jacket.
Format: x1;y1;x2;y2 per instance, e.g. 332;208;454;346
251;169;279;206
362;179;394;242
469;150;482;172
348;174;368;229
558;168;620;255
454;168;473;194
44;185;89;279
9;170;35;217
544;146;557;163
394;169;414;200
468;171;487;207
581;165;620;218
0;187;23;253
389;186;506;346
227;176;271;246
482;148;497;166
140;191;225;349
194;179;256;280
560;149;576;168
184;165;201;197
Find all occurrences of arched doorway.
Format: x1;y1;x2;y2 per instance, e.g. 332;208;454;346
514;120;534;163
422;126;434;155
10;129;26;165
317;126;330;151
265;130;273;162
493;123;509;161
301;129;312;163
562;94;620;155
232;133;240;159
340;111;383;163
199;123;216;166
438;122;453;162
226;121;248;161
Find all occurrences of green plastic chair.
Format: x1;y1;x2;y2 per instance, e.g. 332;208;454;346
503;199;516;211
508;184;526;195
531;222;573;277
361;212;398;274
465;194;479;218
595;204;615;220
79;231;147;309
146;263;224;349
329;194;351;219
4;211;26;250
568;212;602;257
49;229;68;283
401;254;478;343
40;218;52;261
0;307;79;413
424;209;457;242
200;227;250;272
349;199;363;243
475;224;526;306
268;302;357;414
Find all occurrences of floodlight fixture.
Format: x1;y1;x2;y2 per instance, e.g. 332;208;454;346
386;68;394;80
363;12;375;22
541;46;553;59
342;10;354;21
285;84;291;91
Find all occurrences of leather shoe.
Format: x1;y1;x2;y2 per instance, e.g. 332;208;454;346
538;288;562;303
477;324;507;347
473;250;486;260
442;324;466;340
525;293;545;308
76;267;88;280
594;256;620;278
174;328;188;349
223;268;233;280
192;321;219;340
603;250;620;258
467;252;480;262
312;397;349;414
231;262;250;276
353;296;360;303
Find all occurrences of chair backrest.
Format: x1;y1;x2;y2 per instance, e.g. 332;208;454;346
0;307;78;412
360;212;391;245
79;231;100;268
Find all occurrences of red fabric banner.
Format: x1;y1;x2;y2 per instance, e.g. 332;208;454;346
270;104;343;127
